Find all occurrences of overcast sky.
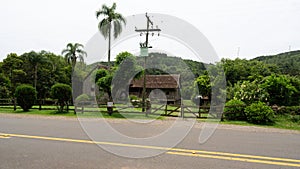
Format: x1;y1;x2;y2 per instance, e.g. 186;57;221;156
0;0;299;62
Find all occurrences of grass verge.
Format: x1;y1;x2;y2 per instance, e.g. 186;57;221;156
221;115;300;131
0;106;299;131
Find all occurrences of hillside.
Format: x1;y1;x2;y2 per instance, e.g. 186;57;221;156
252;50;300;76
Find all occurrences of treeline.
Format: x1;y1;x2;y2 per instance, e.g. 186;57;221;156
0;51;71;100
1;50;299;111
253;50;300;76
196;54;300;107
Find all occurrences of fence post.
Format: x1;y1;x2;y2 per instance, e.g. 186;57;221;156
181;104;184;118
165;104;168;115
74;105;77;114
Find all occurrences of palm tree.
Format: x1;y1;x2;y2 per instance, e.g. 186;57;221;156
96;2;126;68
62;43;87;74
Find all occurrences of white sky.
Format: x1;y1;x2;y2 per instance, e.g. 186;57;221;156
0;0;299;62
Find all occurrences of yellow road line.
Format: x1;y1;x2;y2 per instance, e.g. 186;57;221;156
170;147;300;163
1;132;300;167
167;152;300;168
0;136;11;139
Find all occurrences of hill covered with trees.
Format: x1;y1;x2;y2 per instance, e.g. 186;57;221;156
252;50;300;76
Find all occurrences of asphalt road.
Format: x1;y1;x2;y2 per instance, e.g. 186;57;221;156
0;115;300;169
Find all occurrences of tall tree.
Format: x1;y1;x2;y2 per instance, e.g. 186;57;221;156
96;2;126;68
62;43;86;74
22;51;47;89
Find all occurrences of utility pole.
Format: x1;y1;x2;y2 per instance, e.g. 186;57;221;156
135;13;161;113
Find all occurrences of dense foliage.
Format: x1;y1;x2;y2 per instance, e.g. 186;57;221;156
0;51;71;101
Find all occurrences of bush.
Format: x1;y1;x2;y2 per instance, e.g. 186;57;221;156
244;102;274;124
130;95;141;107
224;99;246;120
75;94;92;106
15;84;37;111
130;95;139;101
50;83;72;112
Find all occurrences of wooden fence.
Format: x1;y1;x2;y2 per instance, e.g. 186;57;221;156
0;98;251;120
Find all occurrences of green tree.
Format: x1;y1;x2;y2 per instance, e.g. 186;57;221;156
36;51;70;100
261;75;298;106
22;51;46;89
96;2;126;68
1;53;23;78
221;58;276;86
1;53;25;96
114;51;134;66
15;84;37;111
95;69;113;100
289;76;300;105
50;83;72;112
0;73;10;98
62;43;87;74
194;71;211;99
112;52;142;102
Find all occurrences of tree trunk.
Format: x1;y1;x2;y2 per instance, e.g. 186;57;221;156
108;22;111;68
34;64;38;89
72;57;76;74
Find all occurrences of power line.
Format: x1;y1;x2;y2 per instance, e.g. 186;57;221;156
135;13;161;113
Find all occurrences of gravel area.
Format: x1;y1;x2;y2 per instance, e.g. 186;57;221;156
1;113;299;134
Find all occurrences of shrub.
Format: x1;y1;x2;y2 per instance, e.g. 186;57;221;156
130;95;140;107
75;94;92;106
50;83;72;112
15;84;37;111
130;95;139;101
224;99;246;120
244;102;274;124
